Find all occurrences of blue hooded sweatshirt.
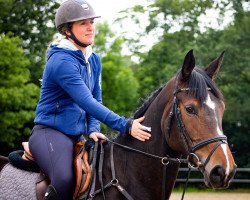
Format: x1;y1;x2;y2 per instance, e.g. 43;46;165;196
34;39;130;136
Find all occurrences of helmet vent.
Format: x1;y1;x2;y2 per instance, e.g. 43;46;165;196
81;3;89;10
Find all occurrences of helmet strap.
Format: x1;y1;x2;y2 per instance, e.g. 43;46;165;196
66;29;90;48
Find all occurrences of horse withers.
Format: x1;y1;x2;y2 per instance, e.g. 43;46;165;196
0;50;236;200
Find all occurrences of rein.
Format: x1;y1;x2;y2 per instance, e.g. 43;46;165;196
108;139;189;165
86;138;207;200
86;134;227;200
86;140;192;200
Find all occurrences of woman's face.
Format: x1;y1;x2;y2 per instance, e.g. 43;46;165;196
69;18;95;46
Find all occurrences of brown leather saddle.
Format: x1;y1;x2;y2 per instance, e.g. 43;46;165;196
20;140;92;200
72;140;92;200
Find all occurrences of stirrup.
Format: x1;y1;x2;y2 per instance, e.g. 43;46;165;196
44;185;58;200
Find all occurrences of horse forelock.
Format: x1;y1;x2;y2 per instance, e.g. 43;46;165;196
181;67;224;104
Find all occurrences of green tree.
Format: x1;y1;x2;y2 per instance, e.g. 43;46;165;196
0;0;59;83
145;0;213;33
115;0;224;98
93;22;139;137
135;31;195;97
218;12;250;167
116;0;215;56
192;3;250;167
95;22;139;117
0;35;39;150
121;0;250;168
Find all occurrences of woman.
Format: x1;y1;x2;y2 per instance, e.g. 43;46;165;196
28;0;151;199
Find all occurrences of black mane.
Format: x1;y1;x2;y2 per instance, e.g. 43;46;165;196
134;67;223;118
134;85;165;118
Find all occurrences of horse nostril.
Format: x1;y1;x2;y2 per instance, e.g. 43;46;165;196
210;166;225;187
215;166;224;177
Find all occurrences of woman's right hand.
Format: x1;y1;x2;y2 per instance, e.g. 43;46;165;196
130;116;151;141
89;132;107;142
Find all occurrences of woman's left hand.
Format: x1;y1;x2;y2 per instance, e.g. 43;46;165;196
89;132;107;142
130;116;151;141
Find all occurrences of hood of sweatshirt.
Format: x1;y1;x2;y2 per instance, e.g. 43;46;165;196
47;39;93;64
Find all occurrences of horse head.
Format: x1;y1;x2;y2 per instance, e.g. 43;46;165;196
161;50;236;189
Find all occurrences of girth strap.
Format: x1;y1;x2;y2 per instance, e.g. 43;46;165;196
86;142;99;200
88;143;134;200
110;143;134;200
161;165;167;200
98;143;105;200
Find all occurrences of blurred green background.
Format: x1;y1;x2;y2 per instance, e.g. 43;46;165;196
0;0;249;187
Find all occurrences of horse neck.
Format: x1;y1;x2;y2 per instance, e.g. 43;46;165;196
117;79;177;154
144;87;171;151
142;82;181;198
110;83;180;199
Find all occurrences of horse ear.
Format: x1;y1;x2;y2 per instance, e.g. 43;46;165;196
205;51;225;80
181;49;195;81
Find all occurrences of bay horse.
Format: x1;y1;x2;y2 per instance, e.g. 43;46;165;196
0;50;236;200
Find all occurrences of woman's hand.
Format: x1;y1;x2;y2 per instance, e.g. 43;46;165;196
130;116;151;141
89;132;107;142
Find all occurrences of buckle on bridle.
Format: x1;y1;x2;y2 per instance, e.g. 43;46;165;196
111;179;119;186
161;157;170;165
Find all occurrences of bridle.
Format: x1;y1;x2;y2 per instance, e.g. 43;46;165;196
166;85;228;169
164;83;228;199
85;81;228;200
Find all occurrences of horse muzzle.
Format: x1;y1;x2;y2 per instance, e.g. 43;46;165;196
204;164;237;189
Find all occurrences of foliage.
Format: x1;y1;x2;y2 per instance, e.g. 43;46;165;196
95;22;139;117
145;0;213;33
135;31;195;97
0;0;249;169
0;0;60;83
192;9;250;167
122;0;250;167
0;35;39;148
220;12;250;167
0;0;58;154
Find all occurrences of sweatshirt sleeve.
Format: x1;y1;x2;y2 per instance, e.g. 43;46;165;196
86;64;102;134
52;57;129;134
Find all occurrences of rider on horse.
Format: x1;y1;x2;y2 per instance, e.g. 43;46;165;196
28;0;151;199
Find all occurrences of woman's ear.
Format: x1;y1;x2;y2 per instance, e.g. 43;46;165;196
65;29;71;36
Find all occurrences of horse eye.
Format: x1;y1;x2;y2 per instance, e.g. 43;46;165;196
185;105;197;115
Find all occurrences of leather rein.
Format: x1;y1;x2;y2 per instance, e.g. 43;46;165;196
84;85;228;200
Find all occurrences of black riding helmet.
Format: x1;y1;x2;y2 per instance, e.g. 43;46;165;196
55;0;101;47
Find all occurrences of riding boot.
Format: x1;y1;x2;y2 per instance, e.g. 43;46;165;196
44;185;59;200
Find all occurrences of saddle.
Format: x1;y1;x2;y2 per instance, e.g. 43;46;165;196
73;140;92;200
9;140;92;200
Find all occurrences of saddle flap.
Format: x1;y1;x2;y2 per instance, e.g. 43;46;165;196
73;140;92;200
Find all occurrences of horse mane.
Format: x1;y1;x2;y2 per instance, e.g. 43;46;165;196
183;67;224;104
134;85;165;118
134;67;224;119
